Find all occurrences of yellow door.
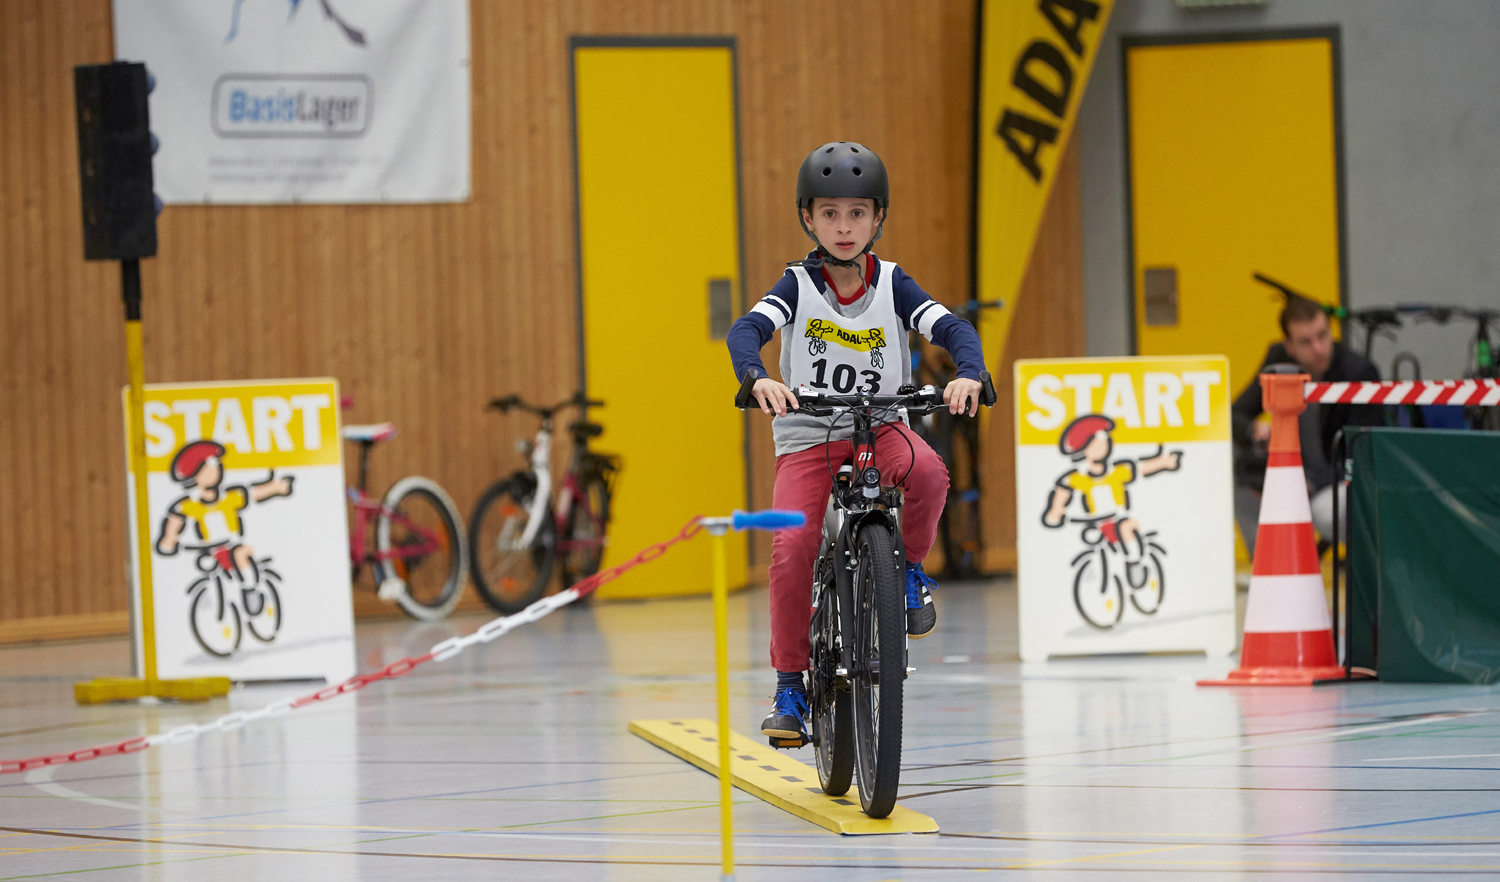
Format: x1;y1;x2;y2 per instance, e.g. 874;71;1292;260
1125;34;1343;394
573;40;746;598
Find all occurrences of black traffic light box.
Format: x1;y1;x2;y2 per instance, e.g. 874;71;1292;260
74;62;157;261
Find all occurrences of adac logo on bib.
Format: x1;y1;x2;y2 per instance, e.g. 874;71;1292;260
804;319;887;368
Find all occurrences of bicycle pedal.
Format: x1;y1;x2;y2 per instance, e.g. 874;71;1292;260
377;576;406;601
768;735;809;750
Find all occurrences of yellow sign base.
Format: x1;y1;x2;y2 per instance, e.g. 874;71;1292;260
74;676;231;705
629;718;939;836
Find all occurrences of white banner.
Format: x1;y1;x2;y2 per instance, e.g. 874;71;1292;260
1015;356;1238;661
113;0;470;204
126;379;355;684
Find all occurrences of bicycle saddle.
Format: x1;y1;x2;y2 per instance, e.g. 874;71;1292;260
569;421;604;440
342;422;397;443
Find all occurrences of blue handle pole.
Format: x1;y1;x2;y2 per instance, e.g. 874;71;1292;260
730;509;807;532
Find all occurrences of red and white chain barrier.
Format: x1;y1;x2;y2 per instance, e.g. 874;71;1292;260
1;516;704;775
1305;378;1500;406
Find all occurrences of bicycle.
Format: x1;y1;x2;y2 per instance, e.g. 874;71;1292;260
909;337;986;580
343;420;468;621
182;540;284;658
735;371;996;819
468;392;619;614
1069;515;1166;629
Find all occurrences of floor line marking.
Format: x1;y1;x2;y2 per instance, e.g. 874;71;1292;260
1365;753;1500;762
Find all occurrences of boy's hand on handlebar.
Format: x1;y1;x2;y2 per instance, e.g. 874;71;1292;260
752;378;800;416
944;378;984;416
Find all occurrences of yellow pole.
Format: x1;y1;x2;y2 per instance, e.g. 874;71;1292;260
125;318;159;685
711;532;734;880
73;259;229;704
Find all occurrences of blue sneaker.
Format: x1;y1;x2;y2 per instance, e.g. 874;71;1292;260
760;685;809;740
905;562;937;638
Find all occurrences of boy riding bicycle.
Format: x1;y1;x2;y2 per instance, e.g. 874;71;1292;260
726;142;987;740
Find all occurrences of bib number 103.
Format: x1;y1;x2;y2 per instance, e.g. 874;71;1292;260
809;358;881;394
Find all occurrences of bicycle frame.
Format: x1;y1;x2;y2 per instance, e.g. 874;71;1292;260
345;443;442;572
488;393;612;557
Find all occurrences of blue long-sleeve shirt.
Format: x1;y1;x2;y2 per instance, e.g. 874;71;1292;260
727;252;988;455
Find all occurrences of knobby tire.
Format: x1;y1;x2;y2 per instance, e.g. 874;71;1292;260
851;523;903;818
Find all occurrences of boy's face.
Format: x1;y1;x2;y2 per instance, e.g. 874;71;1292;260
802;197;881;263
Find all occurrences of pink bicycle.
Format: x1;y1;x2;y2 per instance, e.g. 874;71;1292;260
468;392;617;613
343;418;468;621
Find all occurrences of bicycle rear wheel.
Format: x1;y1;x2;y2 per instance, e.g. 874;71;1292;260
375;476;467;621
469;479;556;613
560;474;609;589
850;522;904;818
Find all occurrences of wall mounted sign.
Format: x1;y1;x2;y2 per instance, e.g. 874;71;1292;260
113;0;470;203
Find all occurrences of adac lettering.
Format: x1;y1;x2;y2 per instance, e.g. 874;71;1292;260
997;0;1102;183
804;319;888;368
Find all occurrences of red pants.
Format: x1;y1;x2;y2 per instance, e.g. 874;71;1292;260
768;422;949;672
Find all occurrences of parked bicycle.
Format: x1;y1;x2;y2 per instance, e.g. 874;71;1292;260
735;372;996;818
910;337;986;580
469;392;619;613
343;419;468;621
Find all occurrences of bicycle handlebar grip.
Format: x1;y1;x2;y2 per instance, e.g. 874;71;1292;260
979;370;998;407
733;373;759;409
731;509;807;532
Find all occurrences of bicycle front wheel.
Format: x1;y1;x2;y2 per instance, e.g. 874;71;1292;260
469;479;556;614
850;523;904;818
375;476;467;621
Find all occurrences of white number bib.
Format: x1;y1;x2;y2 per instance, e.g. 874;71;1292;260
786;263;905;396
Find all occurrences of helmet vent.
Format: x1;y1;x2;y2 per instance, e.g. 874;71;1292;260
852;167;862;175
825;146;834;153
850;147;859;153
821;167;831;176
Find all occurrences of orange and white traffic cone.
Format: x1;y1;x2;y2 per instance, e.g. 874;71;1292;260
1200;370;1344;686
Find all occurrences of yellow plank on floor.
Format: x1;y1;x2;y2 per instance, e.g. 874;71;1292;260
628;718;939;836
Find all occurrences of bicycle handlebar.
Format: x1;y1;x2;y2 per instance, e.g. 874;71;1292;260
488;392;605;416
734;370;998;414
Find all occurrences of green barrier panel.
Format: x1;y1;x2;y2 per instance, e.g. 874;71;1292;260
1347;428;1500;683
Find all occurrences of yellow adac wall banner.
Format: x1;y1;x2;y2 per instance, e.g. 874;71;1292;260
975;0;1113;362
1014;356;1236;661
123;378;355;684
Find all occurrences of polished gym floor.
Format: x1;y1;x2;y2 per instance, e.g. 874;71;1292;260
4;580;1500;880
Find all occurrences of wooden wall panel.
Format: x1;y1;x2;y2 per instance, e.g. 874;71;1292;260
0;0;1082;635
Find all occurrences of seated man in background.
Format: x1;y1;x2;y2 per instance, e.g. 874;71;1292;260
1232;294;1382;556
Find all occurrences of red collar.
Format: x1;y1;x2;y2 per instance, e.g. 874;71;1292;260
821;254;876;305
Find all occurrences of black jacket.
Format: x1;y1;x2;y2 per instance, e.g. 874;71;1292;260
1231;342;1383;489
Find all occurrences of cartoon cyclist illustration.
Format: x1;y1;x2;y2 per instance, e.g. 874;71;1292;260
155;441;295;657
1041;414;1182;629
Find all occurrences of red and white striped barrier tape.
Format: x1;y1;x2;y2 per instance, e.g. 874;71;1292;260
1305;378;1500;406
1;516;704;775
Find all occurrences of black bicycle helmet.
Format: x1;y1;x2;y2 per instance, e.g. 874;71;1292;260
792;141;889;269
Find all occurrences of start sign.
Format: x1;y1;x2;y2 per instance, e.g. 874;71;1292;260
124;378;354;684
1014;356;1237;660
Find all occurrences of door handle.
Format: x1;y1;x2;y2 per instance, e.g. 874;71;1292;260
708;278;733;339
